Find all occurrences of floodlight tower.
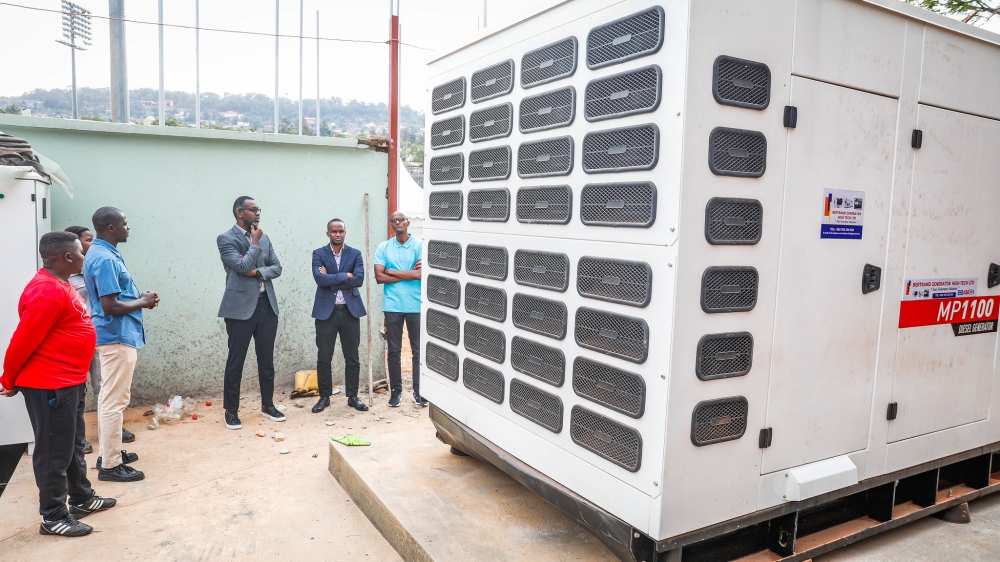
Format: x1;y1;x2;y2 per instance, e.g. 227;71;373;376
56;0;92;120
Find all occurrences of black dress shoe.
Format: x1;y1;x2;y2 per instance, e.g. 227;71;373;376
122;428;135;443
96;450;138;470
312;396;330;413
347;397;369;411
97;463;144;483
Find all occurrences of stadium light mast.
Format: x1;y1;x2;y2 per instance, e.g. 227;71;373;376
56;0;92;119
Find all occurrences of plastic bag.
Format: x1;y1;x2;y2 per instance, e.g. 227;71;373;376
146;397;195;430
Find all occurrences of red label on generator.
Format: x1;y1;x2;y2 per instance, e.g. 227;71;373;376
898;296;1000;329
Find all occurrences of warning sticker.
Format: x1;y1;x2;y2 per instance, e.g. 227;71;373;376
904;277;978;300
820;189;865;240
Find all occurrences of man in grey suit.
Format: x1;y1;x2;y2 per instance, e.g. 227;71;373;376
217;196;285;430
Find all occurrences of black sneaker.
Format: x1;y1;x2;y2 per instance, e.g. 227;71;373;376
413;393;429;407
96;451;138;470
388;391;401;408
97;463;145;483
122;428;135;443
261;404;285;422
69;495;117;519
225;410;242;430
39;515;92;537
82;440;93;454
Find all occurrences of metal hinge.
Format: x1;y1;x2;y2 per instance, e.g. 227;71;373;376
887;402;898;421
988;263;1000;289
759;427;773;448
31;193;36;201
911;129;923;149
783;106;797;128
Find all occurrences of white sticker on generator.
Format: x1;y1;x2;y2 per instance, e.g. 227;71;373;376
820;189;865;240
904;277;978;301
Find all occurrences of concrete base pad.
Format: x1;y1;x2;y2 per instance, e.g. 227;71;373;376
328;416;618;562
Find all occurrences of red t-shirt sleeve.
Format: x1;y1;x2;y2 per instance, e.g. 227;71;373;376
1;281;63;390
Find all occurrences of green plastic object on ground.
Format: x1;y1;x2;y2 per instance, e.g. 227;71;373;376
332;435;371;446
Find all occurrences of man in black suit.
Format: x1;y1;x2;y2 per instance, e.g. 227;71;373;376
311;219;367;413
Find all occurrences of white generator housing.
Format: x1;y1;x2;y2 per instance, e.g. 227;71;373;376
420;0;1000;554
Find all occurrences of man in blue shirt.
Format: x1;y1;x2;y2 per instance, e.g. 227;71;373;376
83;207;158;483
374;211;426;408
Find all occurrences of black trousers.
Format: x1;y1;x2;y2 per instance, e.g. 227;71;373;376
385;312;420;395
20;383;94;521
316;306;361;398
224;294;278;412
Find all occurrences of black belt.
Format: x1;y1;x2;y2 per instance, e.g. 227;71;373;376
334;304;348;309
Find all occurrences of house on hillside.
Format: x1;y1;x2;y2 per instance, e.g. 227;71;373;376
221;110;242;120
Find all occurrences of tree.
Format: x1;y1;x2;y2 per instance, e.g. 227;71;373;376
906;0;999;24
0;102;21;114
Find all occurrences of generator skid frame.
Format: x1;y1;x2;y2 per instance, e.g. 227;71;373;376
420;1;1000;561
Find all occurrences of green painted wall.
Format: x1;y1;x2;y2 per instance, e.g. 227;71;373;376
0;116;388;402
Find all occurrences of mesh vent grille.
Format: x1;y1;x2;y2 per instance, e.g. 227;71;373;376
467;188;510;222
573;356;645;419
521;37;578;88
586;6;664;70
510;336;565;387
574;307;649;363
510;379;563;433
466;244;508;280
691;397;748;446
570;406;642;472
426;275;461;309
428;153;464;185
426;309;460;345
426;342;459;381
585;65;662;122
426;241;462;272
512;293;567;340
576;257;652;308
583;124;658;173
465;283;507;323
471;60;514;103
705;198;763;245
431;77;466;115
696;332;754;381
469;103;513;143
469;146;512;182
430;115;465;149
580;182;656;228
709;127;767;178
517;137;574;178
713;55;771;110
463;358;505;404
516;186;572;224
701;267;759;313
519;87;576;133
464;321;506;364
514;250;569;292
428;190;463;220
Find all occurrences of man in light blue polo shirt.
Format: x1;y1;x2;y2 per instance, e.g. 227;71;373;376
374;211;425;408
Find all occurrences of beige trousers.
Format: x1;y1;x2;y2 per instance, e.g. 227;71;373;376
96;343;138;469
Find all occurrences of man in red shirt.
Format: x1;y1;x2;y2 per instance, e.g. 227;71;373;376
1;231;117;537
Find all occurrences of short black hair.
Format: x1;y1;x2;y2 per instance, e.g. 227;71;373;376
233;196;255;215
64;225;91;238
39;231;80;259
327;218;345;229
92;207;124;232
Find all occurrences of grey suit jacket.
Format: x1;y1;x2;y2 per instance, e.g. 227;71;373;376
217;225;282;320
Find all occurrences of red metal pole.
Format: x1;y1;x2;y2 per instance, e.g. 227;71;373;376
387;3;400;237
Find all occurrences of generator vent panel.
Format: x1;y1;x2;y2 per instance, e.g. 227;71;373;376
468;188;511;222
469;146;513;182
585;65;662;122
709;127;767;178
518;137;575;178
510;379;564;433
426;342;459;381
512;293;568;340
701;267;759;313
696;332;754;380
577;257;652;307
514;250;570;292
580;182;656;227
428;190;464;220
465;282;508;323
712;55;771;110
464;320;507;364
583;124;659;173
426;309;460;345
586;6;664;70
466;244;509;280
463;358;505;404
426;275;461;309
520;87;577;133
705;197;763;245
516;185;573;224
471;60;515;103
575;307;649;363
429;153;465;185
691;397;749;446
469;103;514;142
430;115;465;149
426;240;462;272
570;405;642;472
511;336;565;387
573;356;646;418
521;37;578;88
431;77;466;114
